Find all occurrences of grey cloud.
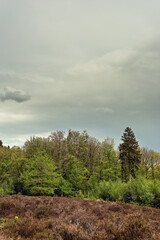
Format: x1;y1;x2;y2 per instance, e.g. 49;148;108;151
0;87;31;103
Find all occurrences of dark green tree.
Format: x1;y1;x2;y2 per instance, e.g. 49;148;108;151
119;127;141;182
0;140;3;147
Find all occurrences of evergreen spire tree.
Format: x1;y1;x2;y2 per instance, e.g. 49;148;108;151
119;127;141;182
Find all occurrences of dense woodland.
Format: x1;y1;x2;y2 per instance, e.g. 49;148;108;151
0;128;160;208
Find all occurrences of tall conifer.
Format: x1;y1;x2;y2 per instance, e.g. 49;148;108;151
119;127;141;182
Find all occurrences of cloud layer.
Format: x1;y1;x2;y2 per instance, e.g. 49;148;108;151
0;0;160;150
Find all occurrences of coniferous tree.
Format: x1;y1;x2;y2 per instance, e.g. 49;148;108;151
119;127;141;182
0;140;3;147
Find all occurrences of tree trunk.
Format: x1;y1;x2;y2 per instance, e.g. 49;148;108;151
129;166;131;182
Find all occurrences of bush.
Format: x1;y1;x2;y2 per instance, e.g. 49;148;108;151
0;187;4;195
151;195;160;209
0;201;15;211
113;214;151;240
58;178;75;197
87;183;100;200
35;206;51;219
123;186;136;203
17;220;38;238
76;190;84;199
98;181;110;200
130;177;154;206
151;180;160;208
0;195;159;240
98;180;127;201
88;178;160;208
107;181;127;201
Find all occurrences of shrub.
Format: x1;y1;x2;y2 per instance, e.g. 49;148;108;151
130;177;154;205
0;195;159;240
76;190;84;199
151;194;160;209
98;180;127;201
0;188;4;195
16;219;38;238
57;178;74;197
0;218;7;229
150;180;160;208
107;181;127;201
0;201;15;211
113;214;151;240
123;185;136;203
98;181;110;200
35;206;51;219
87;182;100;200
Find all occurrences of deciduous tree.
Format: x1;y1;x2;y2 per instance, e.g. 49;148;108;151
23;151;60;195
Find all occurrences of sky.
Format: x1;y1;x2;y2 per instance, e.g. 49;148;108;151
0;0;160;151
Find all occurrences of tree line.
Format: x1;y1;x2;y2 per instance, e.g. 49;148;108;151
0;127;160;208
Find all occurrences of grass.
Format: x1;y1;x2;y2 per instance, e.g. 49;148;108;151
0;195;159;239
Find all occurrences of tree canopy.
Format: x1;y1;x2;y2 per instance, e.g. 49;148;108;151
0;129;160;208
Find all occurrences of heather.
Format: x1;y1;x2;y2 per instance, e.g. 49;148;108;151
0;195;160;240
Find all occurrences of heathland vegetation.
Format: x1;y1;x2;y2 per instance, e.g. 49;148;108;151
0;127;160;208
0;195;160;240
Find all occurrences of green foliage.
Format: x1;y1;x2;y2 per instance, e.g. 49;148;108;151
76;190;84;199
150;180;160;208
87;184;100;200
151;195;160;208
87;176;160;208
87;173;100;199
0;147;15;194
49;131;67;172
23;136;48;159
102;138;121;181
0;187;4;195
141;148;160;179
0;216;19;230
63;155;89;193
123;185;136;203
98;181;110;200
13;216;18;225
0;129;159;209
57;178;74;197
122;177;155;206
10;148;29;194
98;180;127;201
0;218;7;229
23;151;61;195
119;127;141;182
0;140;3;147
131;177;154;205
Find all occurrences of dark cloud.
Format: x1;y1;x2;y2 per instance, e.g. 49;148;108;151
0;87;31;103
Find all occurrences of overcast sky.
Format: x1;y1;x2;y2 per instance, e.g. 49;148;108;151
0;0;160;150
